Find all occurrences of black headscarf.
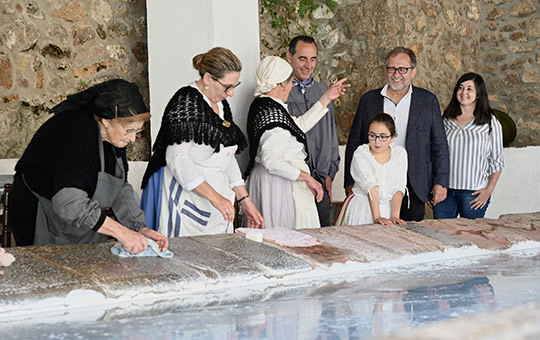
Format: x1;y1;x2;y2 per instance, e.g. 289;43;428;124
50;78;148;118
16;79;147;195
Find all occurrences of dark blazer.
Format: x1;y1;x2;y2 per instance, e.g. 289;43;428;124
344;85;449;203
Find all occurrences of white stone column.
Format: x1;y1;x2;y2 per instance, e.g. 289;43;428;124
146;0;260;170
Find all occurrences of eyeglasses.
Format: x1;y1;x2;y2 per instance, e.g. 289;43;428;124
367;133;392;142
123;126;144;135
386;67;413;75
214;78;241;94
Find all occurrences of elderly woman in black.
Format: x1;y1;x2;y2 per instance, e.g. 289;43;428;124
9;79;168;254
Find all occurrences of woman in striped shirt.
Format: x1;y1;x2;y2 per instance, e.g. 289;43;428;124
433;73;504;219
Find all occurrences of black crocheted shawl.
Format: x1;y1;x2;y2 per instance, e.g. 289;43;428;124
245;96;308;177
141;86;247;188
15;110;128;196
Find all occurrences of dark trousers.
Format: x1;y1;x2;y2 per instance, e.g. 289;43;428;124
400;181;425;221
315;184;331;227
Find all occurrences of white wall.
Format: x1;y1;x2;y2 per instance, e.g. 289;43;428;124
0;159;17;175
486;146;540;218
146;0;260;170
146;1;213;141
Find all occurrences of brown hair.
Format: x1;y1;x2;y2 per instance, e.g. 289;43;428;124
368;112;397;136
288;35;317;56
192;47;242;79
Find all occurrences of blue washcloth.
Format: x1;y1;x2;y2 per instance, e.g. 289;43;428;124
111;237;173;258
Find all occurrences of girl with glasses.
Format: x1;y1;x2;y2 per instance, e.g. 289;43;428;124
335;113;408;226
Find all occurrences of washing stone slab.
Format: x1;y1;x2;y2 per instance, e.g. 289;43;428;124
476;218;540;243
500;212;540;228
190;233;312;276
257;228;363;268
338;224;450;255
528;212;540;219
417;218;513;249
0;247;101;309
297;226;401;264
20;242;204;298
165;236;270;281
3;212;540;321
468;218;533;244
398;222;472;248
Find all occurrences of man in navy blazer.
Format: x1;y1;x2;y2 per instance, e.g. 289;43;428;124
344;47;449;221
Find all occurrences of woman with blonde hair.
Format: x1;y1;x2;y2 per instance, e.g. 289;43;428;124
141;47;263;237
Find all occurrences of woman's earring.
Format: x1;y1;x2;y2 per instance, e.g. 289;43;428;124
205;85;209;90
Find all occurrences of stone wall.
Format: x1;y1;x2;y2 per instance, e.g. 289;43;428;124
0;0;150;160
1;0;538;162
260;0;540;146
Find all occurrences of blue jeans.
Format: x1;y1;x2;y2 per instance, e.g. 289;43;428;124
433;189;491;219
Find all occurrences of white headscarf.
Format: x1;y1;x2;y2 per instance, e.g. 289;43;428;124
254;56;293;96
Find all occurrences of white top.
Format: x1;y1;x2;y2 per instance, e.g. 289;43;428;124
351;144;408;202
255;97;328;180
165;82;244;191
444;116;504;190
381;84;413;148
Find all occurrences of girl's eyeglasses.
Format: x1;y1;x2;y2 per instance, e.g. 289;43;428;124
367;133;392;142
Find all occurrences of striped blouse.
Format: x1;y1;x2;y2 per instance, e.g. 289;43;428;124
444;116;504;190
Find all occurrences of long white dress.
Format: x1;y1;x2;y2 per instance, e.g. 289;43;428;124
248;97;328;230
335;144;408;225
158;83;244;237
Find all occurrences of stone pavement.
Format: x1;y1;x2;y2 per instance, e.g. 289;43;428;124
1;212;540;332
376;301;540;340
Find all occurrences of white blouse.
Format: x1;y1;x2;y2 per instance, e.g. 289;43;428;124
255;97;329;180
351;144;408;202
165;82;244;191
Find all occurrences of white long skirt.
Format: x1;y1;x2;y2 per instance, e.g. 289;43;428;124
335;192;392;226
248;162;320;230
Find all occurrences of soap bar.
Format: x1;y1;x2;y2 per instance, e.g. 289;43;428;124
245;230;263;242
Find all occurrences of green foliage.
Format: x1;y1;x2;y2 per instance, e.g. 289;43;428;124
260;0;337;51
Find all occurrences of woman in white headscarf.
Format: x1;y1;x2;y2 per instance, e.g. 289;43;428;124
245;56;348;229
